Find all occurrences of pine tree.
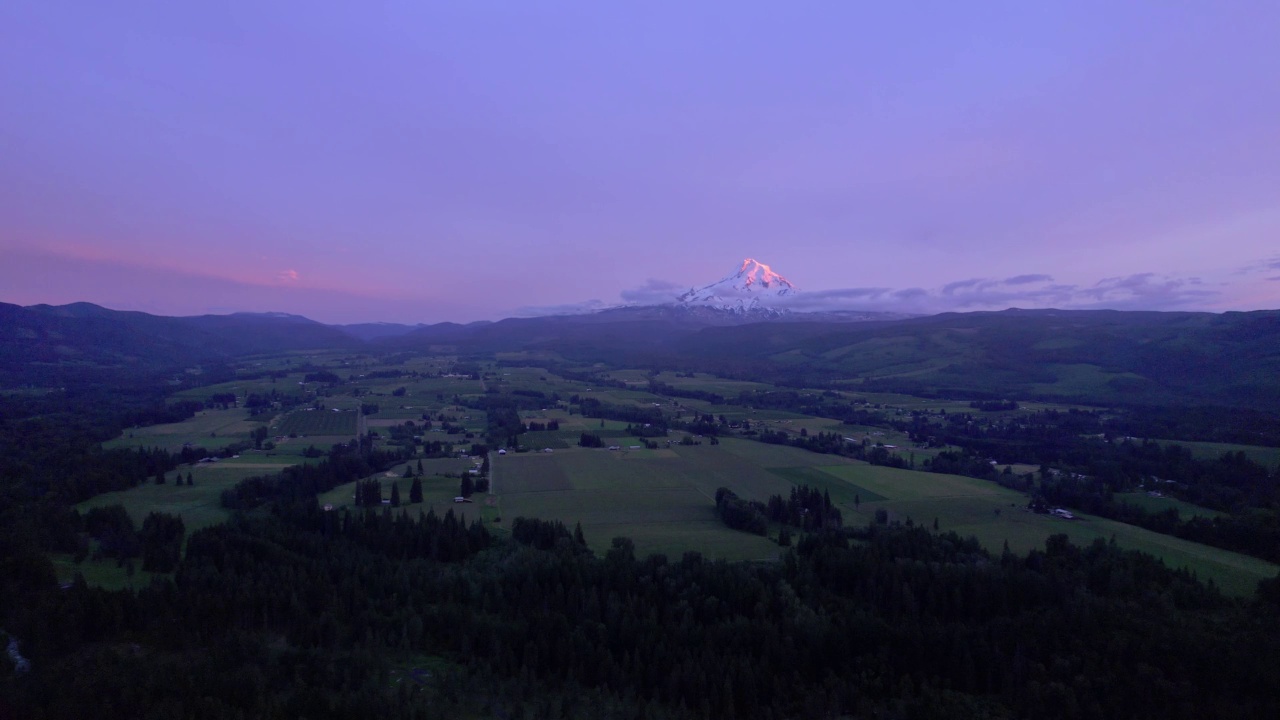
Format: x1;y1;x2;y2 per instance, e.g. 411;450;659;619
460;474;474;498
186;472;193;486
391;482;401;507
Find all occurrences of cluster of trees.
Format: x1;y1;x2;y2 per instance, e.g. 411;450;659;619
645;379;724;404
765;484;842;531
578;432;604;448
509;516;588;551
303;370;342;384
625;423;667;438
138;511;185;572
244;389;300;415
220;440;410;511
576;397;666;429
206;392;237;408
354;478;387;506
713;487;768;535
76;506;186;573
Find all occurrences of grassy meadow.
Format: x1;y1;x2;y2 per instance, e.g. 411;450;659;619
493;437;1278;596
105;407;269;452
1152;439;1280;469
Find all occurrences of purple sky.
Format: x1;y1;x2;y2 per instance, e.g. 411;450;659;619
2;1;1278;323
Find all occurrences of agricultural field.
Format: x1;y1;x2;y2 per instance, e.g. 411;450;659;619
1151;439;1280;469
83;355;1280;598
493;439;871;560
277;408;358;436
653;371;772;396
77;463;281;534
492;366;585;397
169;373;309;403
820;463;1276;597
493;437;1278;596
1030;363;1149;399
1114;492;1225;520
316;458;485;519
105;408;268;452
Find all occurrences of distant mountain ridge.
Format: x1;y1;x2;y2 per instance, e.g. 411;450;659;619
4;301;1280;411
336;322;432;341
0;302;359;382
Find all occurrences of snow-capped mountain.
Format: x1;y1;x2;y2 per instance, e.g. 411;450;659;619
677;258;798;314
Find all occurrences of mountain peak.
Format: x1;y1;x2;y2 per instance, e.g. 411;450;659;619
735;258;793;292
676;258;798;314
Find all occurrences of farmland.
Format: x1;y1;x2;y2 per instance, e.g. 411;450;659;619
277;408;358;436
1152;439;1280;469
1114;491;1225;520
105;408;267;453
71;351;1280;598
494;438;1278;596
78;464;263;533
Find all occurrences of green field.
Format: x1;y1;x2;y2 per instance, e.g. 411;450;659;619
316;458;489;525
822;463;1276;597
77;462;290;533
52;554;158;592
79;357;1280;599
66;459;296;588
1114;492;1224;519
493;441;834;561
494;438;1278;596
1152;439;1280;469
105;408;267;452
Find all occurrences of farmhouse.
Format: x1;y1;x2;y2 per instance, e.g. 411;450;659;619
1051;508;1075;520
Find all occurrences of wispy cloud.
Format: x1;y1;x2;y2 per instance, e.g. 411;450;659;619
772;272;1219;313
509;299;610;317
1003;273;1053;285
619;279;687;305
277;269;300;282
1236;256;1280;275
